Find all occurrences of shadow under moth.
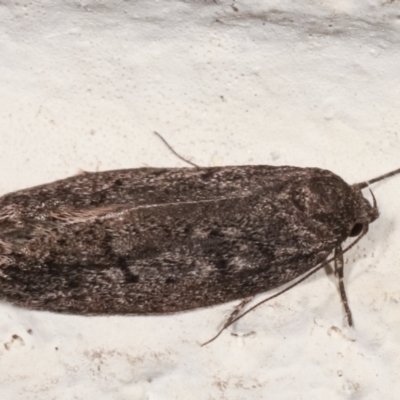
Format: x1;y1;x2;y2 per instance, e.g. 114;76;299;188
0;135;399;344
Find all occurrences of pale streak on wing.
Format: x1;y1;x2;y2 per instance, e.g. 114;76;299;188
52;194;255;225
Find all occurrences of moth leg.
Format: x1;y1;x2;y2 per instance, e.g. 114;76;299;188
223;297;254;330
334;245;353;327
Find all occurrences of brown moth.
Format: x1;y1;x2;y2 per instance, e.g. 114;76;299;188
0;138;398;343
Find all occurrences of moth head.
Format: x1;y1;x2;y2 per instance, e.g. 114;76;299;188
348;166;400;237
290;170;379;241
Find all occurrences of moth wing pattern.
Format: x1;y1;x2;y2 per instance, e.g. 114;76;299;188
0;165;369;315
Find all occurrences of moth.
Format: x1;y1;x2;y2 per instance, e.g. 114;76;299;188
0;136;399;343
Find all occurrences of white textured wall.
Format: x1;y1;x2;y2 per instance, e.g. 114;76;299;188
0;1;400;398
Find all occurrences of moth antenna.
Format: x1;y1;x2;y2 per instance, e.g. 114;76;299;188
354;167;400;189
201;263;326;346
153;131;199;168
201;229;369;346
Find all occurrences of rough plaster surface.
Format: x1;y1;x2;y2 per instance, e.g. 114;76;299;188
0;0;400;399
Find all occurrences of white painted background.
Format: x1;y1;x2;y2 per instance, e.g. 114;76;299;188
0;1;400;398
